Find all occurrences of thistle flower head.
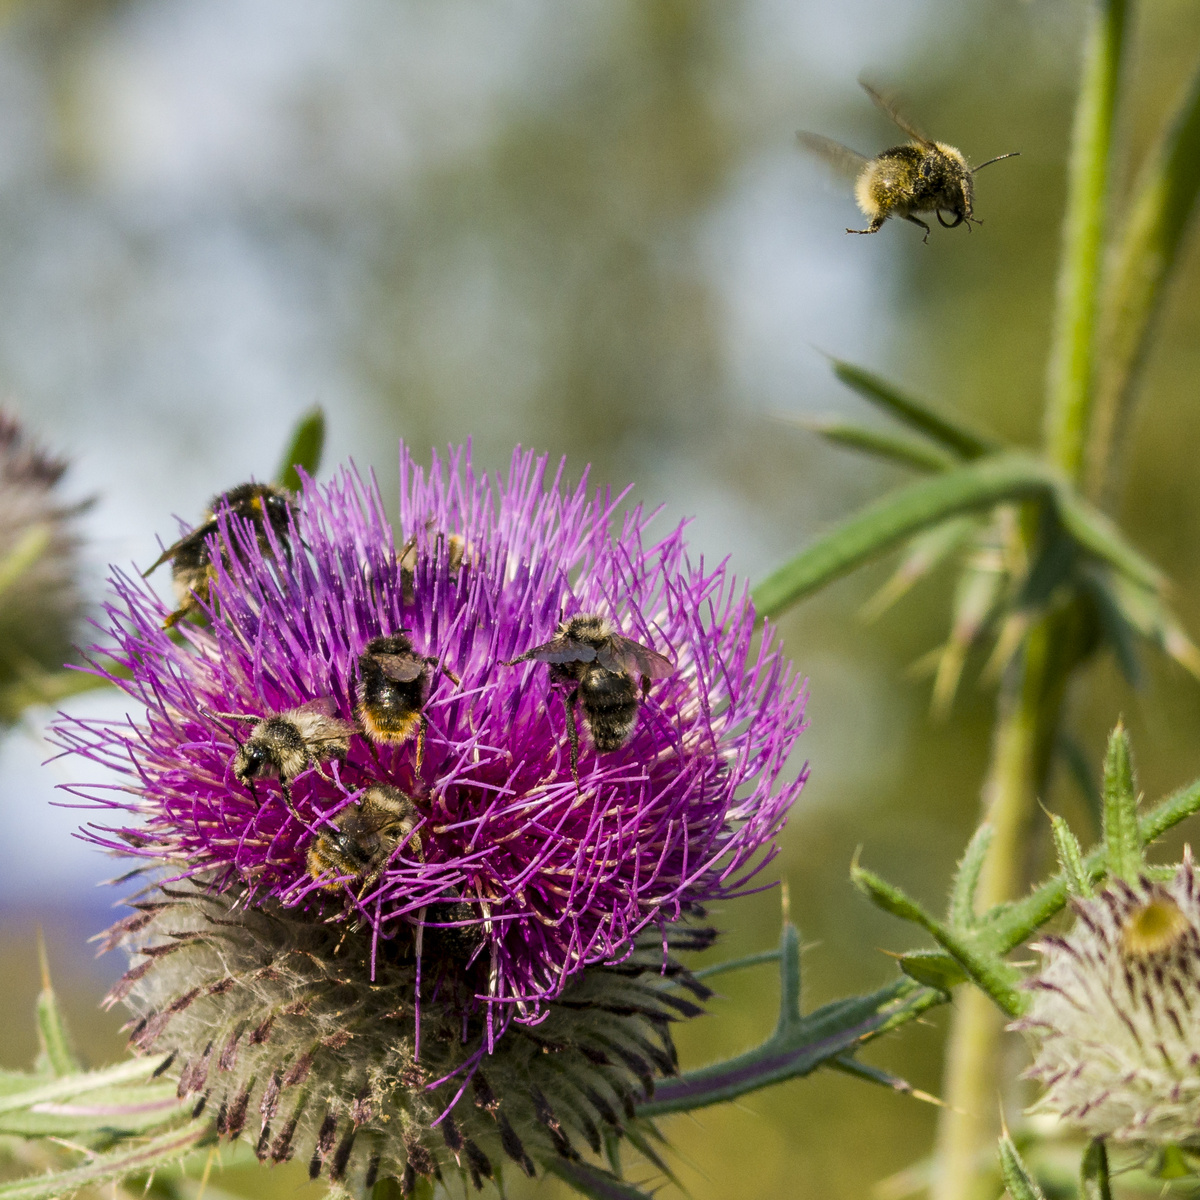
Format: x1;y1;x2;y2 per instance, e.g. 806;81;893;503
1015;851;1200;1145
101;879;714;1193
54;445;807;1029
0;410;85;693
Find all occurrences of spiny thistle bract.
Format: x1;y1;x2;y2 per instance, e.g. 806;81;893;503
50;445;806;1188
0;410;85;695
100;879;715;1194
1014;850;1200;1145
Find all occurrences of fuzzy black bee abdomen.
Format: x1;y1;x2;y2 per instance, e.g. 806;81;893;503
579;668;638;752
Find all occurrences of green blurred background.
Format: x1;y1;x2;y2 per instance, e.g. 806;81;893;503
0;0;1198;1196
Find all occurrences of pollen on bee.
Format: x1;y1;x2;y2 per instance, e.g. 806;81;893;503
357;706;422;744
1120;896;1190;958
854;168;882;218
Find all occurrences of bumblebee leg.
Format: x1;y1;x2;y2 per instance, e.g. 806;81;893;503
936;209;965;229
846;216;887;236
903;214;932;243
563;691;580;787
415;715;426;774
279;779;303;821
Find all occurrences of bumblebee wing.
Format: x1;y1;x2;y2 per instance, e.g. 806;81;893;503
294;696;339;718
375;654;426;682
601;637;675;679
141;524;211;577
859;82;934;148
506;637;597;666
796;131;868;181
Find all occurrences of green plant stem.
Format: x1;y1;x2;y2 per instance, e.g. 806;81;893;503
932;616;1073;1200
1086;60;1200;504
1043;0;1130;482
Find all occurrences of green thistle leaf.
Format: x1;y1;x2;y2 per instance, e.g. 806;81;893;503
949;823;994;928
1080;1139;1113;1199
789;416;955;472
752;452;1159;620
829;359;996;459
1101;720;1142;882
1048;812;1092;899
998;1132;1048;1200
275;406;326;491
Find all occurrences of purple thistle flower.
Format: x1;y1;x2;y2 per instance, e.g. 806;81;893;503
53;445;807;1030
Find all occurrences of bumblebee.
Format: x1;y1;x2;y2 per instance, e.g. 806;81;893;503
145;482;296;627
307;785;422;893
205;697;356;815
355;634;459;771
798;82;1018;243
505;613;674;783
398;527;466;604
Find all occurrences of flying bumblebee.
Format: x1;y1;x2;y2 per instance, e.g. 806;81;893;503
798;82;1018;243
504;613;674;784
145;482;297;627
355;634;460;771
204;697;356;815
307;785;423;893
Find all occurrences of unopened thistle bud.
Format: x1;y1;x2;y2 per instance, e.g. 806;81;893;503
54;445;807;1190
0;411;85;696
1015;851;1200;1145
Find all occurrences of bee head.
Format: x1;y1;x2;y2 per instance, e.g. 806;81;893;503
234;742;272;780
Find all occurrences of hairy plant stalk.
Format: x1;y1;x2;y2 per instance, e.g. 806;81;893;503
932;618;1072;1200
1043;0;1130;482
1085;60;1200;505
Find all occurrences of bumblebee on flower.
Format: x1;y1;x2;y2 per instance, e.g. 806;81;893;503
51;444;806;1193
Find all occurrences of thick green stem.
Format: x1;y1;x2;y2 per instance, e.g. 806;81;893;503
932;617;1072;1200
1043;0;1130;482
1085;60;1200;504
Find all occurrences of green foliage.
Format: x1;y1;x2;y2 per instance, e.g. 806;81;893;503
638;916;942;1118
1080;1139;1113;1200
1101;720;1142;882
948;823;993;927
790;416;956;472
1043;0;1129;482
1090;56;1200;497
897;951;966;993
998;1132;1048;1200
543;1159;657;1200
33;939;79;1078
275;406;326;491
851;858;1025;1016
752;449;1160;621
1047;812;1092;898
829;359;995;460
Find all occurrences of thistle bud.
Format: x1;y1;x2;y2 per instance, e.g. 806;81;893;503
0;411;84;698
102;880;714;1191
55;445;807;1189
1015;850;1200;1145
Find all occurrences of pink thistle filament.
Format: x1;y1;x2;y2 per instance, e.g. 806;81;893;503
52;445;807;1030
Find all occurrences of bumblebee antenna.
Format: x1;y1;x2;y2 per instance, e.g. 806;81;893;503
973;151;1020;173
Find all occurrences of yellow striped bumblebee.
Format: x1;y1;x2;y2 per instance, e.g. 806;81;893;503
306;785;422;893
798;82;1018;243
355;634;459;771
145;482;296;627
505;614;674;783
204;697;355;816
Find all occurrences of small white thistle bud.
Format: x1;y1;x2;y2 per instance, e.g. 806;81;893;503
1014;848;1200;1144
